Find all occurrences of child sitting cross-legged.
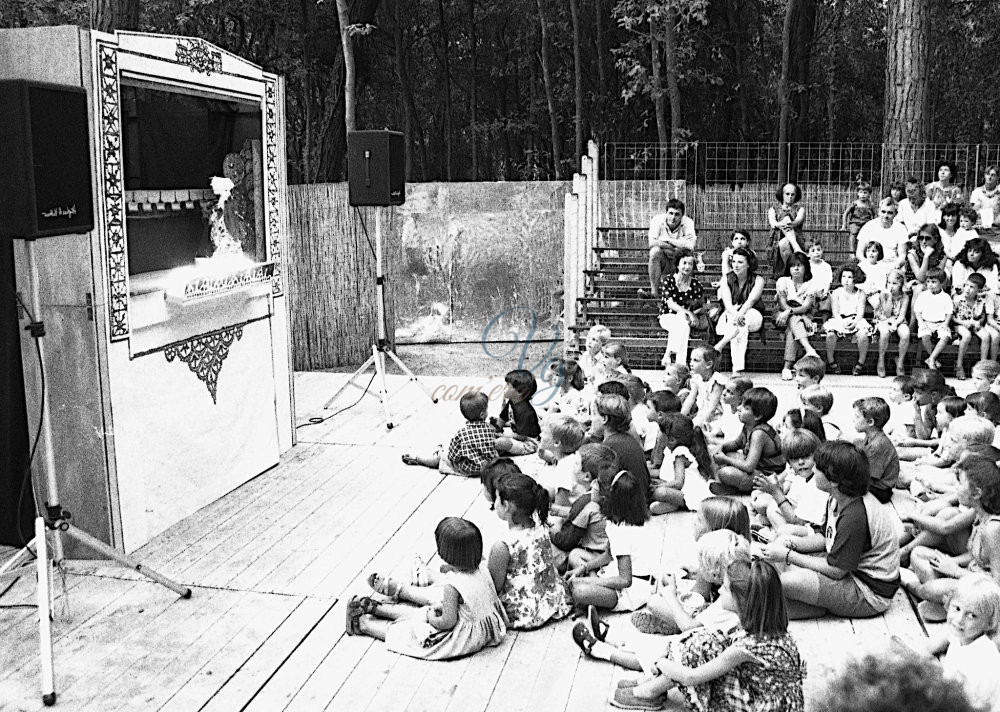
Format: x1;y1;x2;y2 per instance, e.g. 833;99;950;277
571;528;750;668
589;393;651;500
532;414;586;512
752;429;829;548
608;560;805;712
896;369;958;462
566;467;653;613
906;406;986;497
648;413;716;515
682;344;726;434
549;444;612;574
903;444;1000;623
487;472;573;629
492;369;542;455
402;391;499;476
345;517;507;659
539;357;588;422
646;389;682;470
711;387;785;495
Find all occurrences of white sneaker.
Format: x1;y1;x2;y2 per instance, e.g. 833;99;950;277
781;367;794;381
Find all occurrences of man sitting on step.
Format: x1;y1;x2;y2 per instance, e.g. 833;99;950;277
641;198;698;300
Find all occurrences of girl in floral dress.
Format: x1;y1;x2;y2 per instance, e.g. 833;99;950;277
488;472;573;629
611;559;805;712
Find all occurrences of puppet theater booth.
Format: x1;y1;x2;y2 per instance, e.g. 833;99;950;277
0;27;295;555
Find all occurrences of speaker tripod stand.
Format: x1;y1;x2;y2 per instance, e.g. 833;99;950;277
324;209;437;428
0;238;191;706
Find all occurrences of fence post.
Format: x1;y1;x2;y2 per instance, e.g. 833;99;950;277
581;155;594;274
589;140;600;265
564;190;578;352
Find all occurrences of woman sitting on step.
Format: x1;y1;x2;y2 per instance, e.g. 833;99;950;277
657;247;708;367
712;247;765;375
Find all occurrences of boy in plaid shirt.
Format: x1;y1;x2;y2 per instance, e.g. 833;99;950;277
402;392;499;477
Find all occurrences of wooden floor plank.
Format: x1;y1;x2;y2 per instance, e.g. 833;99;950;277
321;639;400;711
441;632;518;712
281;627;374;712
200;596;336;712
484;624;556;712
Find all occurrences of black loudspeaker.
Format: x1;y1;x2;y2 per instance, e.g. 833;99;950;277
347;130;405;207
0;80;94;239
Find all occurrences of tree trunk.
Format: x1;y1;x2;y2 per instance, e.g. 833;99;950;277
468;0;478;180
90;0;138;32
662;10;682;144
649;19;669;145
390;0;427;180
299;0;313;182
723;0;751;140
436;0;454;180
594;0;607;100
567;0;584;159
335;0;356;134
789;0;817;143
536;0;562;179
777;0;799;184
884;0;930;179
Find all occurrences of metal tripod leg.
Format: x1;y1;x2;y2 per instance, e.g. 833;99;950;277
322;352;378;409
57;522;192;599
36;518;55;706
383;348;439;404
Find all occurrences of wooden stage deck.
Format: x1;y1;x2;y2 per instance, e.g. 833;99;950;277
0;371;937;712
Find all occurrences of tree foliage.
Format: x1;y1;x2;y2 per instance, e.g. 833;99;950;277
2;0;999;183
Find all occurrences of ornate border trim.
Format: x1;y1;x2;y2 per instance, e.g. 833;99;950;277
175;38;223;75
97;42;130;341
95;36;284;341
164;323;245;404
264;78;283;296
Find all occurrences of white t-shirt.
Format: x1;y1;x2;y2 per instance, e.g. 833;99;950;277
952;262;1000;295
632;404;659;451
856;219;910;262
887;400;915;441
915;289;954;324
807;259;833;296
970;186;1000;228
858;260;889;296
606;521;655;577
942;634;1000;712
648;214;697;250
692;372;724;425
949;227;979;259
896;198;941;234
786;476;828;526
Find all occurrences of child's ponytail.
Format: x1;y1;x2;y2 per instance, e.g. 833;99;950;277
660;412;716;480
598;469;650;526
495;472;551;524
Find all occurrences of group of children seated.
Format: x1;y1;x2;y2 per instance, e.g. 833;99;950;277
342;324;1000;712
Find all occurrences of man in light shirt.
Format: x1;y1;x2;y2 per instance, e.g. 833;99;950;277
642;198;697;300
969;165;1000;228
856;198;910;263
896;176;940;237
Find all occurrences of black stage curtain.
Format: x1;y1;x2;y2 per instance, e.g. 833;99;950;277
0;241;34;546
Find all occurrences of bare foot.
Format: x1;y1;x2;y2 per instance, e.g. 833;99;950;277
896;358;906;376
877;360;887;378
956;365;967;380
924;357;937;370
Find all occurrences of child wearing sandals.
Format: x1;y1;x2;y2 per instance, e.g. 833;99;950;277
487;472;573;629
345;517;507;659
567;468;652;612
611;560;805;712
571;529;750;669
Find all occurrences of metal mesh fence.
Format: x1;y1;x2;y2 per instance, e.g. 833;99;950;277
599;142;1000;239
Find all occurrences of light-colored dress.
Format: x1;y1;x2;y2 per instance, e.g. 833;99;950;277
666;444;711;510
384;565;507;660
824;288;870;338
498;524;573;629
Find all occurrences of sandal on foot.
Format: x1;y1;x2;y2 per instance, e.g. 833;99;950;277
956;366;967;380
617;678;640;689
826;362;841;375
877;362;887;378
610;687;664;710
345;595;377;635
852;362;865;376
572;621;599;656
401;454;419;466
630;610;680;635
367;572;403;599
588;605;610;642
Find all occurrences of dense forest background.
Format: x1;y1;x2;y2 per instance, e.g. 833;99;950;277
3;0;1000;184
